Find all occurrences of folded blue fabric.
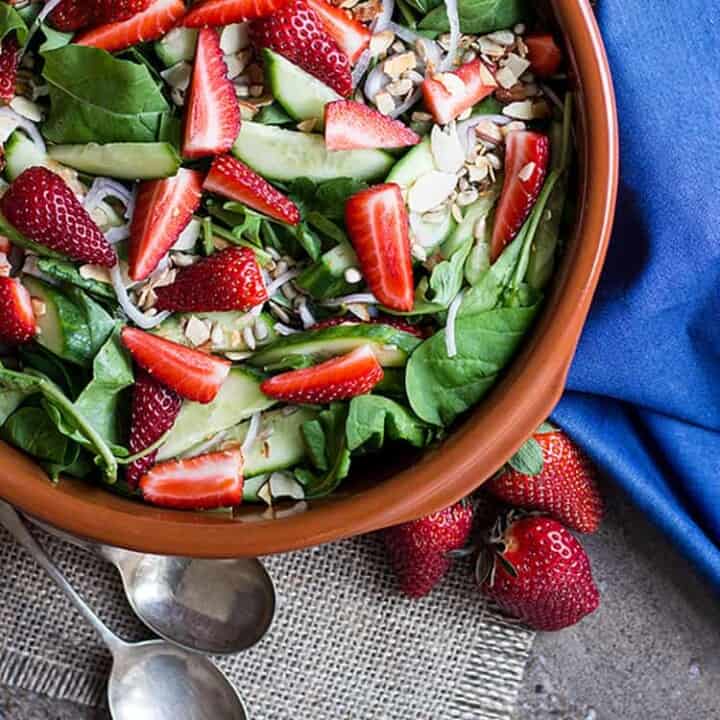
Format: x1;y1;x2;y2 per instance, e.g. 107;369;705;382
553;0;720;589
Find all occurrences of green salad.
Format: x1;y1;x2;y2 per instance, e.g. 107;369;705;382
0;0;573;510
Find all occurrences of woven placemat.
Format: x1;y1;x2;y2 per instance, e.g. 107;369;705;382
0;524;533;719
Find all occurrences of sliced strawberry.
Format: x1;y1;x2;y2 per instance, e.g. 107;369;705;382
261;344;383;403
524;34;563;78
75;0;187;53
305;0;370;64
204;155;300;225
0;277;36;345
250;0;352;97
0;36;19;103
312;315;426;338
140;450;244;510
324;100;420;151
345;183;413;312
0;167;117;267
183;27;241;160
121;327;231;404
129;169;204;282
422;59;497;125
126;370;182;489
491;130;549;261
154;247;268;313
48;0;94;31
183;0;288;26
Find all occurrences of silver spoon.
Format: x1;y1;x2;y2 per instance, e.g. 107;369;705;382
31;520;276;655
0;501;250;720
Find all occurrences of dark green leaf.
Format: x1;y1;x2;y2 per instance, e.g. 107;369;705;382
19;344;86;398
38;24;73;53
314;178;367;220
301;419;329;470
2;406;72;464
42;46;170;144
37;258;117;302
419;0;529;33
508;436;544;475
255;103;293;125
0;4;28;44
306;211;347;245
422;239;472;308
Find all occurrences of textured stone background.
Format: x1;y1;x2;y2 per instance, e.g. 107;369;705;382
2;484;719;720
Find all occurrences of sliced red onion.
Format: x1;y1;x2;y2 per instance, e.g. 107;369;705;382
363;64;390;102
84;178;133;213
388;86;422;118
352;49;373;88
274;322;301;336
445;288;464;358
438;0;460;72
374;0;395;32
297;297;316;329
0;108;45;154
105;224;130;244
241;413;262;457
266;268;301;297
321;293;379;306
110;265;171;329
457;114;513;153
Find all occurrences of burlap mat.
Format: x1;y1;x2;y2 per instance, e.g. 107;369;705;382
0;524;533;719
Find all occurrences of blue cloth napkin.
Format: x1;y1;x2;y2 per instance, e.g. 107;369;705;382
553;1;720;589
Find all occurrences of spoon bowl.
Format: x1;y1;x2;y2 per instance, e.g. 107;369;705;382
110;639;249;720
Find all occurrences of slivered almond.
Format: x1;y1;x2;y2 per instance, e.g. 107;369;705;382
433;72;465;96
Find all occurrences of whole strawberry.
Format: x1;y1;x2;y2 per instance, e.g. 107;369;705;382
382;501;474;598
250;0;352;97
126;370;182;489
0;167;117;267
486;428;603;533
479;515;600;631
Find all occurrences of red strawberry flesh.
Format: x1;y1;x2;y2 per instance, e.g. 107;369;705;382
129;168;204;282
183;0;289;26
250;0;352;97
382;501;474;598
0;167;117;267
345;183;414;312
324;100;420;151
525;34;563;78
183;27;241;159
491;130;549;262
126;370;182;489
0;36;19;103
154;247;268;313
0;277;36;345
204;155;300;225
140;450;244;510
75;0;187;52
486;430;603;533
121;326;231;404
305;0;370;64
481;516;600;631
260;344;383;403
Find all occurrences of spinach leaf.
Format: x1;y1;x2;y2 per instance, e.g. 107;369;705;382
401;0;442;17
64;286;116;362
42;46;170;144
43;447;95;482
72;329;134;453
0;387;25;425
289;221;322;261
423;239;473;307
19;344;86;398
38;24;72;53
419;0;529;33
306;211;347;245
0;4;28;44
255;103;293;125
296;403;351;498
2;406;71;465
406;301;541;425
0;367;119;481
346;396;433;452
37;258;117;303
314;178;367;220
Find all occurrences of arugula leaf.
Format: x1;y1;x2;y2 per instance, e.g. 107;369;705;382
221;202;266;244
42;46;171;144
2;406;72;465
405;301;541;425
0;4;28;44
37;258;117;303
297;403;351;498
508;436;544;475
290;221;322;261
346;396;432;452
72;329;134;453
0;367;118;481
419;0;529;33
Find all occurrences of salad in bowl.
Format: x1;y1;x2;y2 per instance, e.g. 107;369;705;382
0;0;573;513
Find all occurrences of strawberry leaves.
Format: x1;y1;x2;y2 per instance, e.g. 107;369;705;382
508;436;544;476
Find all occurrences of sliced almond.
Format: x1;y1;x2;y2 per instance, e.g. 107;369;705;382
486;30;515;46
504;53;531;80
184;316;211;347
297;118;317;133
9;96;43;122
386;78;413;97
431;124;465;174
374;91;395;115
370;30;394;56
220;23;249;54
468;161;489;183
502;99;535;120
433;71;465;96
160;61;192;90
518;161;536;182
495;65;519;90
474;119;503;145
407;170;458;213
31;298;46;317
79;264;112;284
477;37;505;58
383;51;416;79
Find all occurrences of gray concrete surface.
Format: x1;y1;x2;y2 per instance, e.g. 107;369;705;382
1;484;719;720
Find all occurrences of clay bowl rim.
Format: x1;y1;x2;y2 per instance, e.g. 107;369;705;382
0;0;618;557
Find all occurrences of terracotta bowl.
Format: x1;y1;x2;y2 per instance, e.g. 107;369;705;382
0;0;618;557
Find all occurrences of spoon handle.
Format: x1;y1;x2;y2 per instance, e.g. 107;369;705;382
0;500;124;655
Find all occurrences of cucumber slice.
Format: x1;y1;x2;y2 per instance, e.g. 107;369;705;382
48;143;181;180
4;131;49;181
263;49;340;127
232;122;394;182
153;311;277;352
156;368;276;461
250;324;422;370
183;407;316;477
296;241;359;300
154;27;198;67
386;137;434;187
